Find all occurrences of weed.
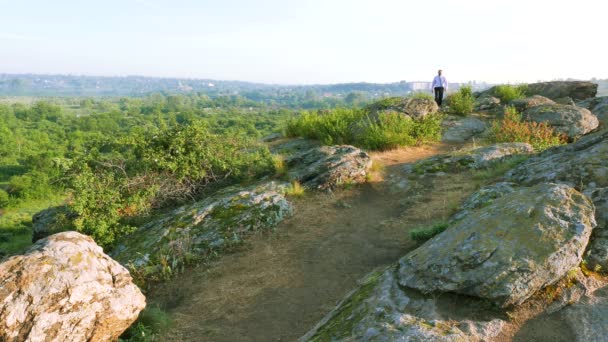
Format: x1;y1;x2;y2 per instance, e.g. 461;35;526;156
409;222;449;242
489;106;567;151
285;181;305;197
119;306;172;342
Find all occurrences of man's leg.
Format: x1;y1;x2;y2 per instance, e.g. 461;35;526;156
434;87;441;106
439;87;445;106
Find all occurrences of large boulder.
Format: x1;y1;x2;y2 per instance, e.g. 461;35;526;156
112;181;293;276
286;145;372;190
0;232;145;342
577;96;608;126
583;188;608;272
474;95;501;112
411;143;533;175
441;116;488;143
301;267;508;342
509;95;555;112
398;183;595;307
505;130;608;189
366;97;439;120
522;104;599;139
525;81;598;101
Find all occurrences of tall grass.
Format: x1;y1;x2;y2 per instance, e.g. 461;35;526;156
490;106;566;151
493;84;528;103
286;108;442;151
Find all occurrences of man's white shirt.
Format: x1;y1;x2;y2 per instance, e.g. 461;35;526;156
431;76;448;90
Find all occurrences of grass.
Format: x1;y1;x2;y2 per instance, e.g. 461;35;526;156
493;84;529;103
409;222;449;242
0;195;65;257
119;306;172;342
285;104;443;151
285;181;305;197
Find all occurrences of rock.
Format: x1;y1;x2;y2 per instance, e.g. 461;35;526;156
515;284;608;342
270;138;319;155
505;130;608;190
555;96;576;106
557;286;608;341
577;96;608;126
525;81;598;101
583;188;608;272
411;143;533;175
0;232;145;342
509;95;555;112
522;104;599;139
300;266;509;341
112;181;293;274
366;97;439;120
441;117;488;143
31;205;77;242
286;145;372;190
450;182;517;222
474;95;501;111
398;183;595;307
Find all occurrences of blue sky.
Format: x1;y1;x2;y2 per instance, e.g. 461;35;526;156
0;0;605;84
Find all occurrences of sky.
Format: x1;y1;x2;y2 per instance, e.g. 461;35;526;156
0;0;606;84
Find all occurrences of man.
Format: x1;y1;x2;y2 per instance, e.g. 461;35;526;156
431;69;448;106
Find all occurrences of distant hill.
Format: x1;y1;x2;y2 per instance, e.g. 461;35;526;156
0;73;492;98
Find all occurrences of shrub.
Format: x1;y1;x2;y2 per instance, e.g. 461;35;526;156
65;121;276;248
286;107;443;151
408;92;434;100
0;189;9;208
448;85;475;115
409;222;449;242
493;84;528;103
490;106;567;151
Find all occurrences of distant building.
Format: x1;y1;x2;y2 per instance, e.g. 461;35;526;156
409;82;431;91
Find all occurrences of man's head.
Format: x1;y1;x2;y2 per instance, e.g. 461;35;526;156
438;69;443;76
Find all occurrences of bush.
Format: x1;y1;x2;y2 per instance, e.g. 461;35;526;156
408;92;434;100
66;121;276;248
490;106;567;151
493;84;528;103
0;189;9;208
286;107;443;151
409;222;449;242
448;85;475;115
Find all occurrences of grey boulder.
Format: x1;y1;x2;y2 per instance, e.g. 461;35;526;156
523;104;599;139
398;183;595;307
509;95;555;112
286;145;372;190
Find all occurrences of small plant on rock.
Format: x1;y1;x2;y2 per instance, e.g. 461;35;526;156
285;181;305;197
490;106;567;151
409;222;449;242
493;84;528;103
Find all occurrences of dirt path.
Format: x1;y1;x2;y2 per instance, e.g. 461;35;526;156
148;144;470;341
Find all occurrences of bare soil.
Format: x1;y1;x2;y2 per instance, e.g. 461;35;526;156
147;143;474;341
147;142;584;342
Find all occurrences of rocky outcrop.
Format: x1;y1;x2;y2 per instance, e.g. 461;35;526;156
411;143;533;175
301;267;508;342
112;181;293;275
0;232;145;342
526;81;598;101
441;116;487;143
366;97;439;120
577;96;608;126
450;182;517;222
474;95;501;111
557;286;608;341
31;205;77;242
505;130;608;189
286;145;372;190
522;104;599;139
583;188;608;272
399;183;595;307
509;95;555;112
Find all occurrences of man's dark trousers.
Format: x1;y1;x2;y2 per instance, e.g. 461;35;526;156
434;87;444;106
